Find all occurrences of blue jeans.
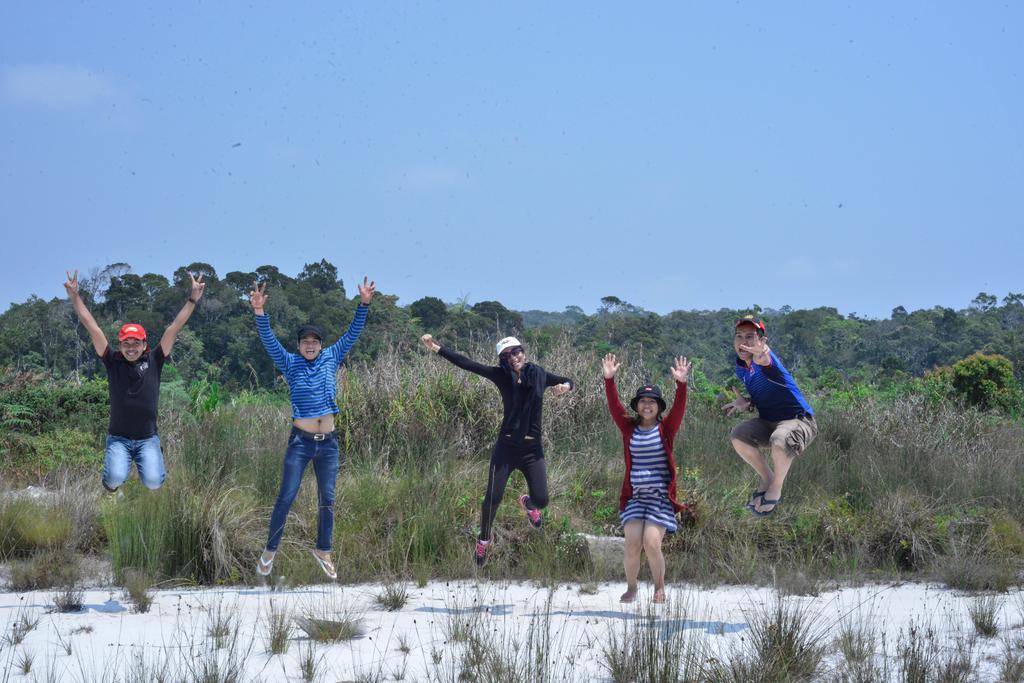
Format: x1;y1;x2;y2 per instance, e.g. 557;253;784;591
265;428;341;552
104;434;166;490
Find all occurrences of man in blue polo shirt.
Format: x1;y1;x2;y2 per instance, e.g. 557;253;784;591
722;316;817;516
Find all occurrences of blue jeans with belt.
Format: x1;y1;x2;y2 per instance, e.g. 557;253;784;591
265;428;341;552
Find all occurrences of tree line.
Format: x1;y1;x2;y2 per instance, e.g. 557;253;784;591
0;260;1021;390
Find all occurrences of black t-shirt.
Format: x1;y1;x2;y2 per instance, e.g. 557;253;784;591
101;345;167;439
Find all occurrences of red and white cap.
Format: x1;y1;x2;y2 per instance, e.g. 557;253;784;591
734;316;766;335
495;336;522;356
118;323;147;342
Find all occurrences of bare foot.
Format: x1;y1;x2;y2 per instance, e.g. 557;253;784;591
620;588;637;603
653;589;666;603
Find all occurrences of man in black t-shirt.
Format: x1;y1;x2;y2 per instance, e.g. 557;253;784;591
65;269;205;491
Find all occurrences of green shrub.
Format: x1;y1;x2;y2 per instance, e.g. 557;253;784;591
102;481;262;583
0;498;73;556
27;428;102;471
8;547;81;590
927;353;1023;413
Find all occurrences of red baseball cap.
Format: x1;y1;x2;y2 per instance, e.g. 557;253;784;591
734;316;766;335
118;323;147;342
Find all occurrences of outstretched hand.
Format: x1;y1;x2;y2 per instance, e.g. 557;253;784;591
358;276;376;305
550;382;571;396
670;356;692;384
722;387;751;417
738;336;771;366
64;270;80;298
420;333;440;353
189;273;206;301
602;353;620;379
249;281;268;312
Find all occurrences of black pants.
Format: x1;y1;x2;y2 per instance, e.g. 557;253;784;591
479;436;548;541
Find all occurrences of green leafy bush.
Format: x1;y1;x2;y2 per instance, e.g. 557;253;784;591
927;353;1022;413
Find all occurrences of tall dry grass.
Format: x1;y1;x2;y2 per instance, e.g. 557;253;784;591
2;335;1022;588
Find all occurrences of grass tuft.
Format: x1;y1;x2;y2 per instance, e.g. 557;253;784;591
601;597;706;683
375;582;409;611
51;584;85;613
968;594;1003;638
297;641;322;682
712;594;827;682
121;568;155;613
263;600;291;655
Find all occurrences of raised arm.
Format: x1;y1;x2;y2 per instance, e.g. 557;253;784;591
421;334;501;380
249;280;290;372
159;273;205;356
327;276;375;358
64;270;108;357
602;353;632;433
662;356;691;438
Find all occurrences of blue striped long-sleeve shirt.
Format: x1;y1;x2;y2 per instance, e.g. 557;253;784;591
255;303;369;419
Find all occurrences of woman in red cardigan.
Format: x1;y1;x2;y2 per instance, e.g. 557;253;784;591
603;353;690;603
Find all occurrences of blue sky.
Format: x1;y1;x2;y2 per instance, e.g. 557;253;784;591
2;2;1021;318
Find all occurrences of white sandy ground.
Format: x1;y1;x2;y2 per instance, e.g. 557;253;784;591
1;580;1022;682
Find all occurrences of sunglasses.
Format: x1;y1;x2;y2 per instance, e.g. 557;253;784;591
499;347;524;360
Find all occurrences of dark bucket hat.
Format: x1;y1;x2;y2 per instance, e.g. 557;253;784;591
630;384;666;412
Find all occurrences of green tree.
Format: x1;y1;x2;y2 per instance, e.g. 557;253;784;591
297;259;344;295
472;300;523;335
971;292;998;312
410;296;448;329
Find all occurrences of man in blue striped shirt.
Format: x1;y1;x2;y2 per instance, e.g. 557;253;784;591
722;316;817;516
250;276;375;580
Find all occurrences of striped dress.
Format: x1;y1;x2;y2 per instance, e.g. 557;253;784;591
620;424;678;533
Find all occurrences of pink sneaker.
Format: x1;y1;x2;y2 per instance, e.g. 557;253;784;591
474;539;490;567
519;495;542;529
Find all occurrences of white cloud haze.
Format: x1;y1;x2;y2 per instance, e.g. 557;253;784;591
1;63;116;109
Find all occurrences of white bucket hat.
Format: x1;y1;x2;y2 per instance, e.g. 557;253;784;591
495;336;522;356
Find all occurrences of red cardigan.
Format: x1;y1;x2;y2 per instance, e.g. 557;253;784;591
604;377;687;513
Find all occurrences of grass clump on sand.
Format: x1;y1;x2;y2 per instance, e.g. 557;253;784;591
8;547;80;591
121;568;155;614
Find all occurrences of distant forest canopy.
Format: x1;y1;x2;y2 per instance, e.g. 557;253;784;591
0;260;1021;388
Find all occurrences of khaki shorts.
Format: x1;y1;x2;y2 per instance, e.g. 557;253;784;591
730;414;817;457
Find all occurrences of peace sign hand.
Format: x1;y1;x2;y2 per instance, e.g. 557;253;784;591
602;353;621;379
738;336;771;365
671;356;692;384
357;276;376;305
249;281;268;313
189;273;206;301
64;270;80;298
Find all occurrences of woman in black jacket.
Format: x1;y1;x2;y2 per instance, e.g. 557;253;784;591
421;333;573;566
